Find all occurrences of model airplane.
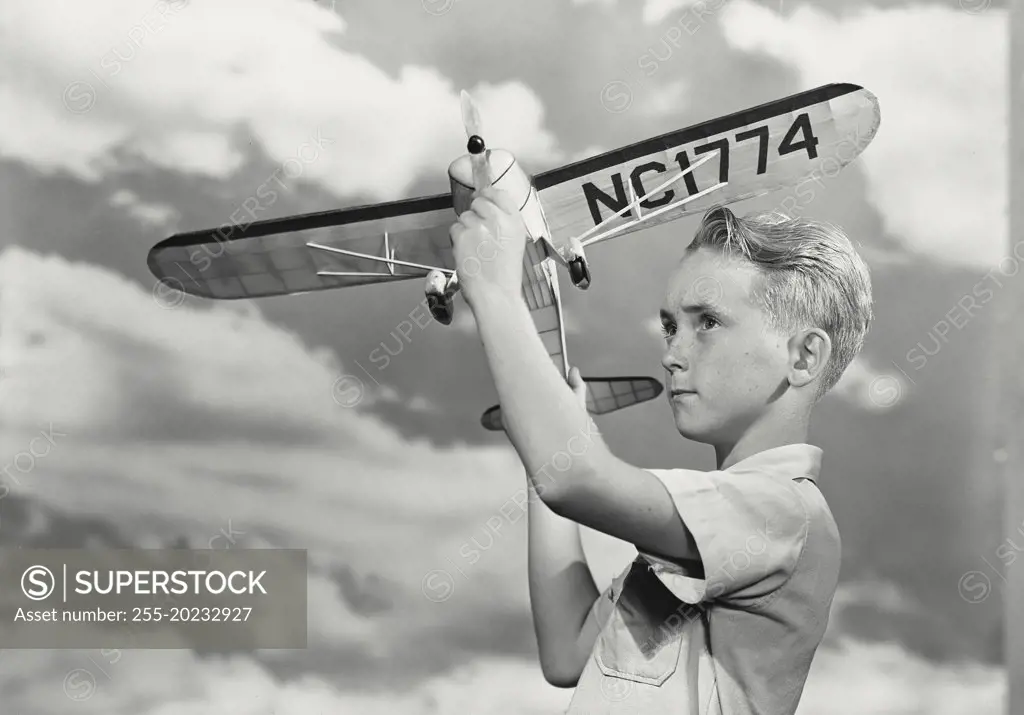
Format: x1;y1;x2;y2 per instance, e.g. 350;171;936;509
147;83;880;431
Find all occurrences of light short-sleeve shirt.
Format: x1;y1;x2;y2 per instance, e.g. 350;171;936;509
565;444;840;715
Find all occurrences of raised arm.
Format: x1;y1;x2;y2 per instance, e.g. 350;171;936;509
450;189;700;563
524;368;603;687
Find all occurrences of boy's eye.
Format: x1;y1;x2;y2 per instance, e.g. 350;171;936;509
699;314;719;331
660;322;676;338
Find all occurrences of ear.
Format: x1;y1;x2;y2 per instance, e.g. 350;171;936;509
788;328;831;389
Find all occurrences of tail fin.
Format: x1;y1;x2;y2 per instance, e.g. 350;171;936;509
480;376;663;432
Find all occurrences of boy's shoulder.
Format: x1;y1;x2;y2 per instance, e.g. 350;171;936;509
728;442;842;569
642;443;839;606
727;443;842;612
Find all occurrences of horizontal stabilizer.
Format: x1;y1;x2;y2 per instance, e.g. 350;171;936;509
480;376;663;432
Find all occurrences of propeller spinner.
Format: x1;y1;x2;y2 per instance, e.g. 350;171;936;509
460;90;492;190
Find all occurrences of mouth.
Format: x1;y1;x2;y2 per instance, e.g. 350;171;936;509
670;388;696;398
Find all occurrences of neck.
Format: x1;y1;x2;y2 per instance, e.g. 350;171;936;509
713;404;810;470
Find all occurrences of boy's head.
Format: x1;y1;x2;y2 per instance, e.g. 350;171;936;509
659;206;873;444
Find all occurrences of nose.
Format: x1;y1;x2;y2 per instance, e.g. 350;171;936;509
661;340;688;373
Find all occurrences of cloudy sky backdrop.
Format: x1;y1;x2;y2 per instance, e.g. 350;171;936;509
0;0;1010;712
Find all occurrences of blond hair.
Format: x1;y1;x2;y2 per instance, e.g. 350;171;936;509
686;206;873;397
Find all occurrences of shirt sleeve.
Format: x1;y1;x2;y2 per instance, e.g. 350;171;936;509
641;468;809;609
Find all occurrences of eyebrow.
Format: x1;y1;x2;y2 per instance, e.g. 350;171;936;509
660;302;727;321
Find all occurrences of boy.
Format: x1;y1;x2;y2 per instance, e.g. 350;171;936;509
449;189;873;715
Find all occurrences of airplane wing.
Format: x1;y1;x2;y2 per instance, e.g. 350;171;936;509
149;83;878;300
534;82;880;251
147;194;457;300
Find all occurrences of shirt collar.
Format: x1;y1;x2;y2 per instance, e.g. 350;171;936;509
724;443;822;483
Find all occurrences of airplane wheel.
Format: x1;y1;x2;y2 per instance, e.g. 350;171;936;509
569;258;591;290
428;294;454;325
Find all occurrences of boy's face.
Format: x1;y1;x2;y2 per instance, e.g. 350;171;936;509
659;246;793;443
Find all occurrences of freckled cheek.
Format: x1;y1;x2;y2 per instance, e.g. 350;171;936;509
744;350;790;396
712;348;777;393
693;347;737;386
753;351;778;372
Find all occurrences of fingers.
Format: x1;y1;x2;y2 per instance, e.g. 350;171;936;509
471;188;520;222
569;366;582;387
568;366;588;405
468;195;516;244
448;220;465;244
449;188;523;250
470;194;496;213
449;210;481;238
468;198;503;243
482;187;520;216
459;210;486;233
470;195;504;226
450;210;489;245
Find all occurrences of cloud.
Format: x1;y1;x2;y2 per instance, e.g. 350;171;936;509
570;0;616;9
0;0;561;200
570;0;704;25
0;247;565;680
0;648;574;715
109;189;178;229
569;144;608;162
798;638;1004;715
636;78;689;115
0;245;404;449
794;581;1005;714
641;314;664;340
0;579;1003;715
718;1;1007;269
830;354;908;412
0;639;1004;715
640;0;706;24
0;245;510;553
